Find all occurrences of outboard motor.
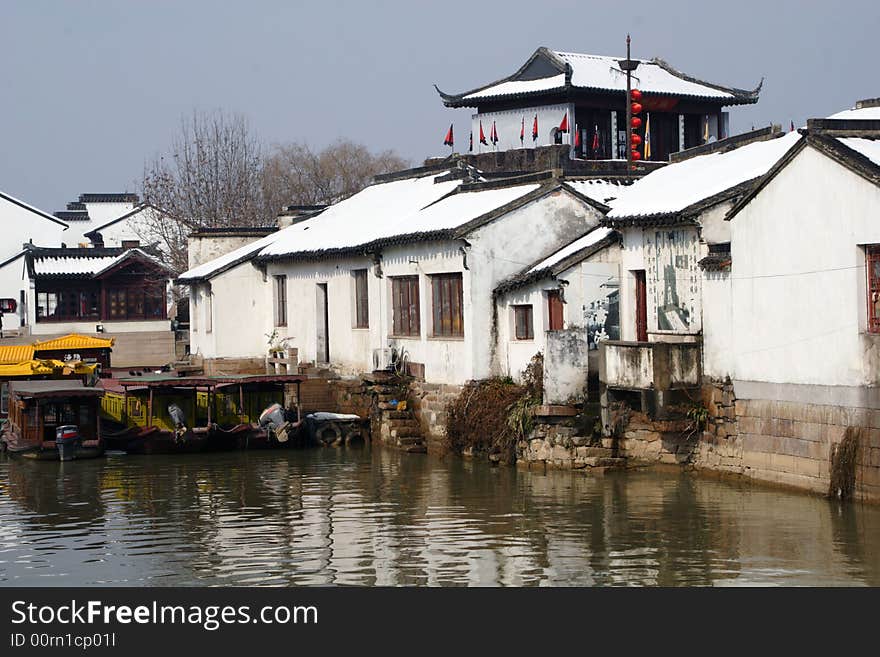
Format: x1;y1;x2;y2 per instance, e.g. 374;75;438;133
259;403;290;443
168;403;187;441
55;425;80;461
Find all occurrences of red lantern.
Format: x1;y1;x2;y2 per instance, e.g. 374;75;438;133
630;134;642;145
631;89;642;101
631;150;642;161
631;102;642;115
631;117;642;129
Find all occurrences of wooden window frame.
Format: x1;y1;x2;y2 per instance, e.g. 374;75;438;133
274;275;287;327
391;276;420;337
353;269;369;329
867;245;880;334
513;305;534;340
431;273;464;338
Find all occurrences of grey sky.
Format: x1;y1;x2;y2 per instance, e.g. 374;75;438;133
2;0;877;213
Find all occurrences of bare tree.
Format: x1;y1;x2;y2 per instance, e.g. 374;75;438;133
261;140;409;213
139;111;409;273
139;110;268;270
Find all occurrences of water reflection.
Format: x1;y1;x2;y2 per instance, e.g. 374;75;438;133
0;448;878;586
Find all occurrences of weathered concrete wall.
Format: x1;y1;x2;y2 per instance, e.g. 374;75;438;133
187;233;273;270
543;328;589;404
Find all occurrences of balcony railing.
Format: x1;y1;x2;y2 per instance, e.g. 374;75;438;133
599;339;701;392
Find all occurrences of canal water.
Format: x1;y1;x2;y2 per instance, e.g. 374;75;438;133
1;447;878;586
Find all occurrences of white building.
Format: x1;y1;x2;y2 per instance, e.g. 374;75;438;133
722;113;880;392
181;165;613;384
0;246;175;367
603;128;801;349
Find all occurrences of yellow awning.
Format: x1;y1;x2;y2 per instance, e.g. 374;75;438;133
33;334;115;352
0;345;35;366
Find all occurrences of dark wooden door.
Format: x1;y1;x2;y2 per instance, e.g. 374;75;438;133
634;270;648;342
548;290;564;331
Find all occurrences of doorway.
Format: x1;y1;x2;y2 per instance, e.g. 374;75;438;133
316;283;329;363
634;270;648;342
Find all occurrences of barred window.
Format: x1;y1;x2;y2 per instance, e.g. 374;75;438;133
353;269;369;328
514;305;534;340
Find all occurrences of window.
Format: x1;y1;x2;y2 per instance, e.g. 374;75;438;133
391;276;420;337
868;245;880;333
35;287;100;321
108;288;128;319
274;275;287;327
353;269;369;328
36;291;58;319
514;305;534;340
548;290;564;331
431;273;463;337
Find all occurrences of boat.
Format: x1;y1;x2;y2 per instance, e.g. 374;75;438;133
211;374;307;449
0;380;105;461
100;373;307;453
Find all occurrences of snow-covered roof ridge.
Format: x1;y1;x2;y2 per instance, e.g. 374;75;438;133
606;131;802;221
29;246;171;278
177;229;284;283
256;173;547;261
495;225;618;294
438;46;760;108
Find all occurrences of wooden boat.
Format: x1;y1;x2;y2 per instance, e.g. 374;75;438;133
211;374;306;449
0;380;105;461
100;373;306;453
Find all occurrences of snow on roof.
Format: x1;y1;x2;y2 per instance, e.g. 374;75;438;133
607;131;802;219
464;74;567;100
259;173;464;258
838;137;880;167
555;52;736;99
178;230;283;282
827;106;880;120
33;248;167;277
564;179;630;206
526;227;613;274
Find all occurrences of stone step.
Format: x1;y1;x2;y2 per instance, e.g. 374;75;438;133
383;410;412;420
387;419;419;429
397;436;424;446
393;431;423;440
403;444;427;454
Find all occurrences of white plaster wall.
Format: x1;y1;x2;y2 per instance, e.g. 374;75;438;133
30;319;171;335
0;254;28;328
472;103;574;154
187;233;268;270
618;227;646;341
189;261;273;360
68;201;136;245
93;207;155;248
729;145;880;386
270;190;603;385
495;245;620;381
700;201;733;245
0;196;68;262
701;269;733;379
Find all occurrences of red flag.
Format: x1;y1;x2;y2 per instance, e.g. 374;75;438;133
559;112;569;133
574;125;581;148
532;115;538;141
479;121;488;145
491;121;499;145
592;125;599;152
443;124;454;147
520;117;524;144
